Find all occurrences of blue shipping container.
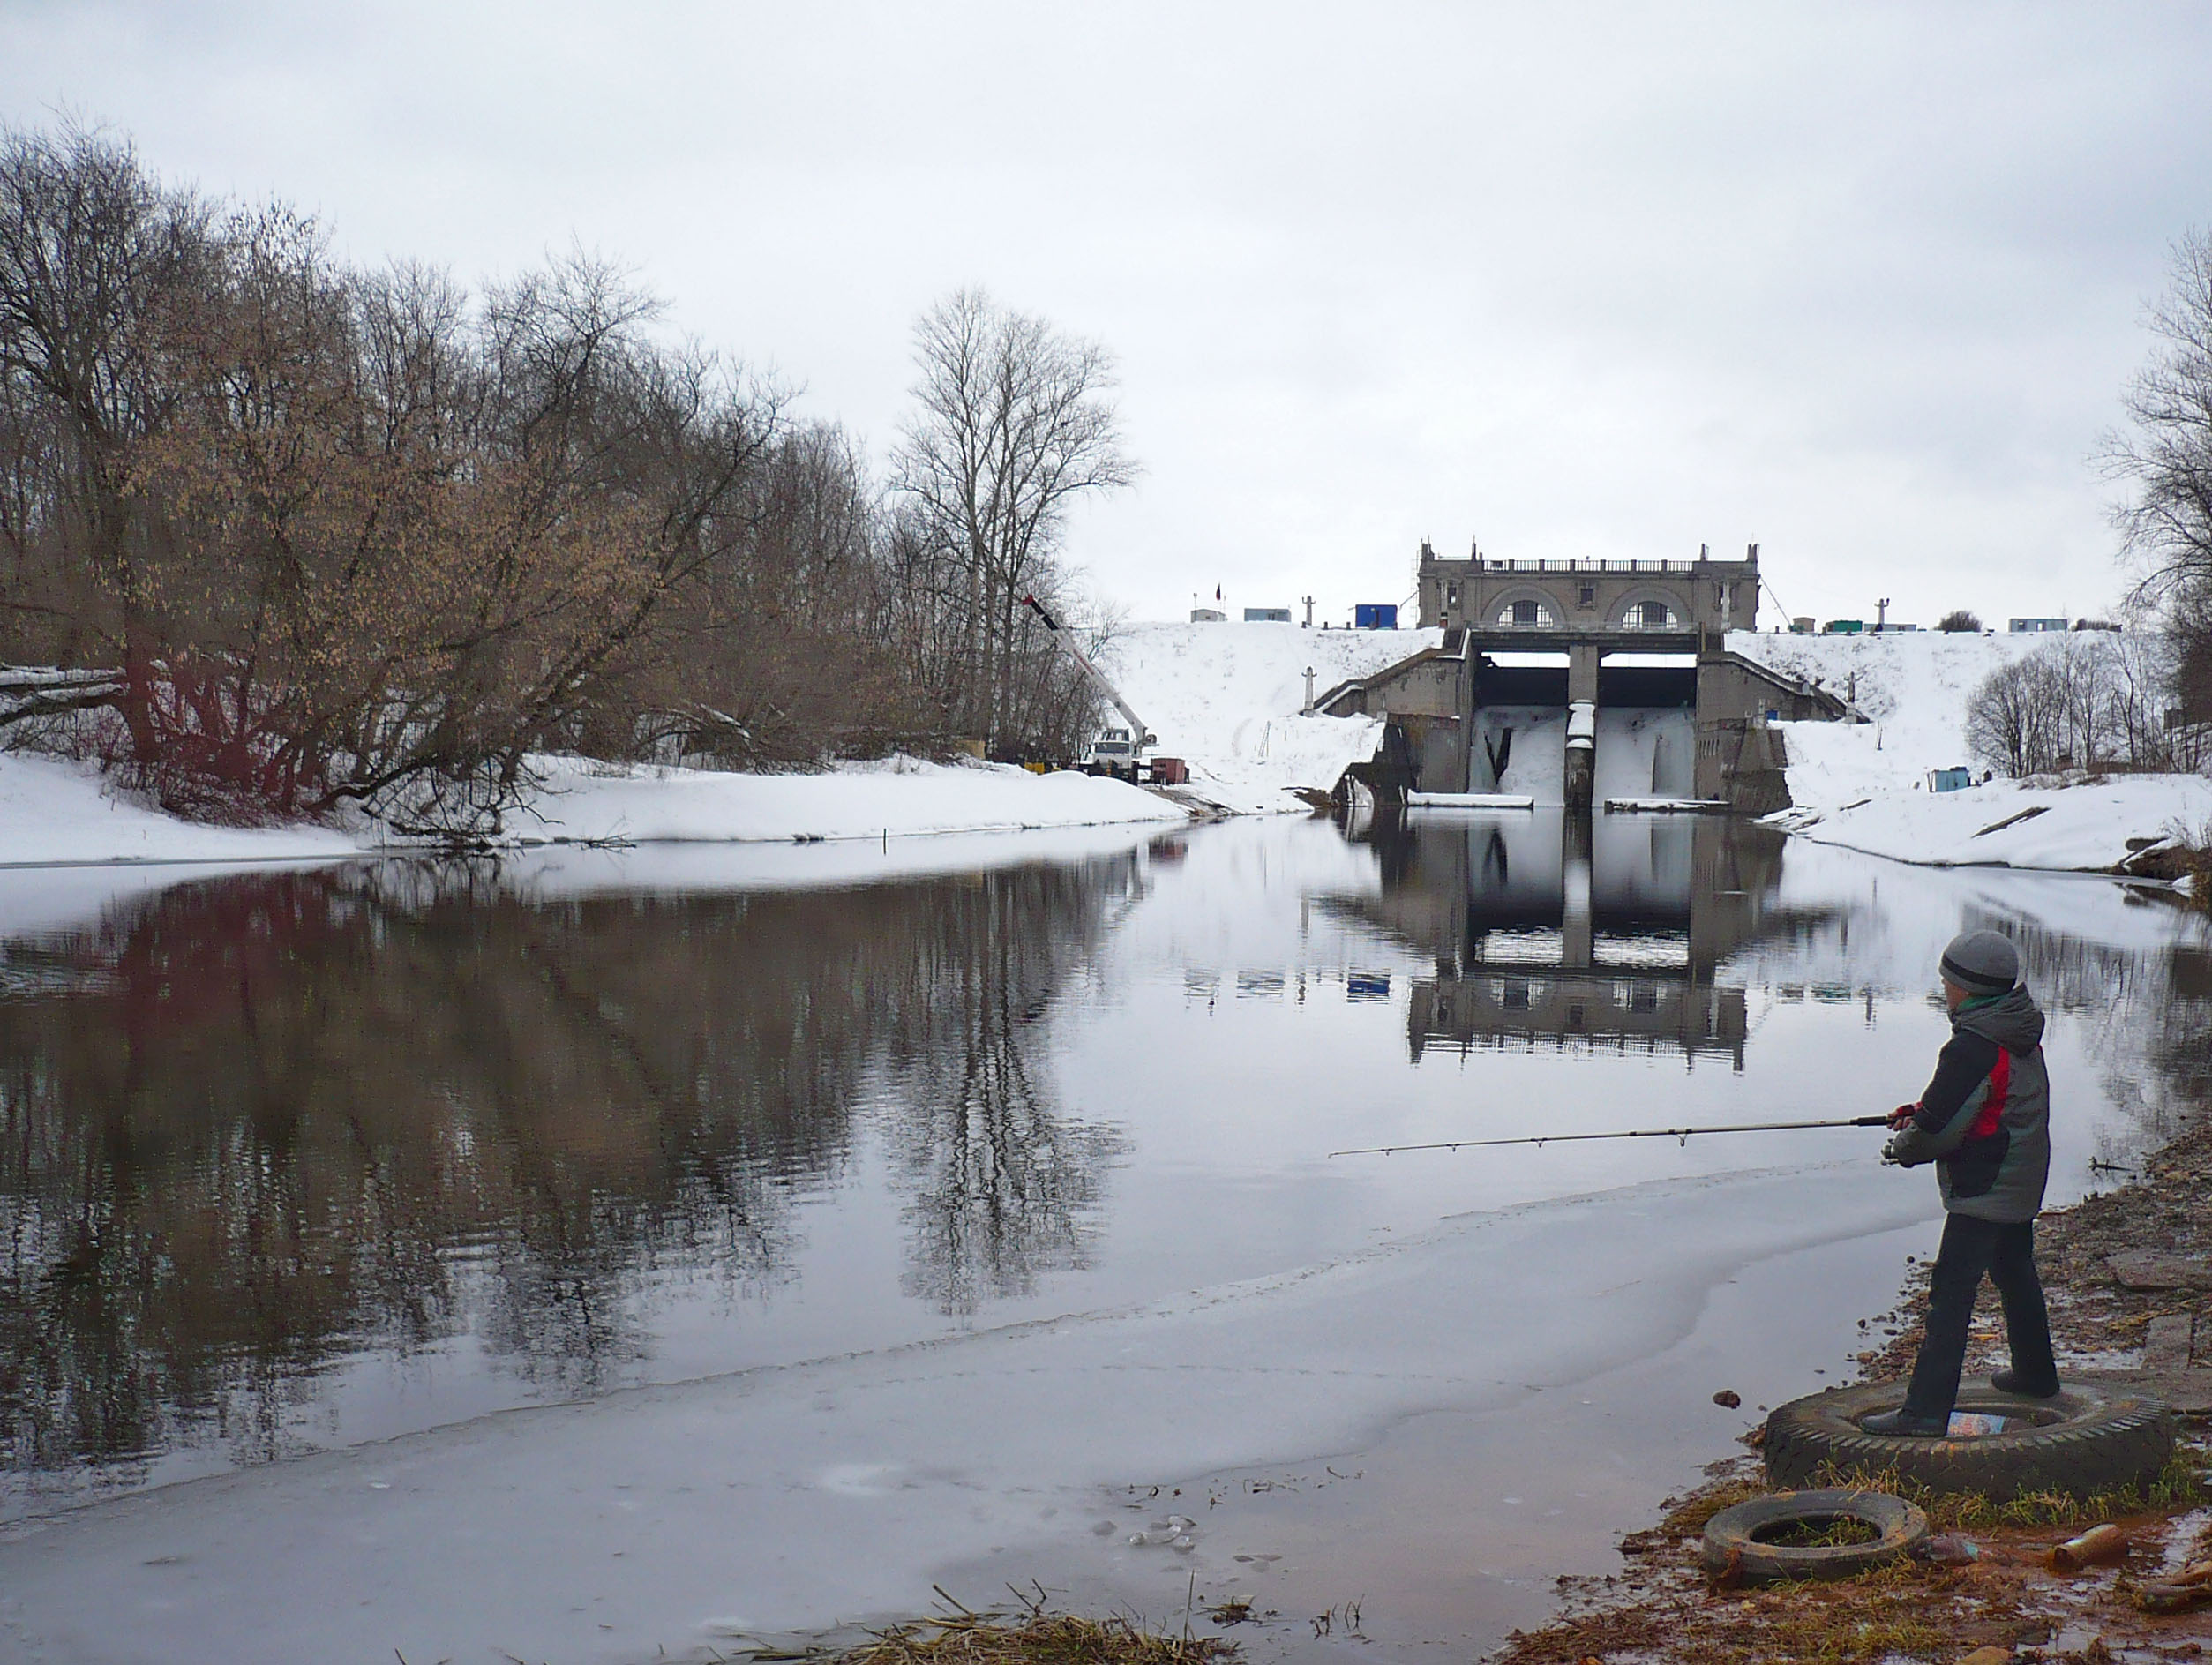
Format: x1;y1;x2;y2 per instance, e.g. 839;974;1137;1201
1353;604;1398;629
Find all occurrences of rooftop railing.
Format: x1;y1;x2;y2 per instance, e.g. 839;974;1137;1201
1472;558;1701;574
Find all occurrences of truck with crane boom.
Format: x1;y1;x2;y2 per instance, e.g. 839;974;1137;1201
1018;595;1186;785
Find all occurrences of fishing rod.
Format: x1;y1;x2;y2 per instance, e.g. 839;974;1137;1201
1330;1114;1893;1158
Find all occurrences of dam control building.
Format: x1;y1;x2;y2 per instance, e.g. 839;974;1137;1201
1320;540;1849;811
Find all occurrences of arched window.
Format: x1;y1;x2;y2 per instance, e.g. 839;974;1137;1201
1497;598;1555;627
1630;599;1675;629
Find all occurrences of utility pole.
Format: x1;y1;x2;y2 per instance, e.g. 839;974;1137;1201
1301;595;1316;628
1302;666;1316;715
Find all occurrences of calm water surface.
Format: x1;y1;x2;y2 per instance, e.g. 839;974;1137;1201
2;812;2205;1523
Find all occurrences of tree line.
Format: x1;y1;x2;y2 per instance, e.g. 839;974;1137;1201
1965;626;2182;776
0;122;1131;832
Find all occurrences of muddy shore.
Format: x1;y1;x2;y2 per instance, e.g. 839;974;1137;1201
1490;1120;2212;1664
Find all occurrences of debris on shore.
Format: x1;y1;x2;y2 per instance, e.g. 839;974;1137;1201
1494;1121;2212;1663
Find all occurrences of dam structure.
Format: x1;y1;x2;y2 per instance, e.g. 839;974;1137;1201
1321;541;1848;811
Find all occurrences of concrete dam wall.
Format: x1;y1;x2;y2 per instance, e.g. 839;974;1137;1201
1467;707;1696;803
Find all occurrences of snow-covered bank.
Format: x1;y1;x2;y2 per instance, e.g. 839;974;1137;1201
0;752;1185;869
1728;629;2211;872
513;754;1185;844
1106;620;1441;813
0;1161;1931;1665
0;754;361;867
1766;768;2212;872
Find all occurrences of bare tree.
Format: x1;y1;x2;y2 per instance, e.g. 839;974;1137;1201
1966;655;2050;776
1965;630;2178;776
1936;609;1982;633
890;288;1136;751
2105;229;2212;769
0;120;212;679
2108;229;2212;604
2103;615;2177;767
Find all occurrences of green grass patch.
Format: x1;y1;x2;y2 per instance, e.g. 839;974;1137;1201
1801;1445;2209;1530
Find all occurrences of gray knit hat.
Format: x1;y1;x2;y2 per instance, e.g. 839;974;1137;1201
1939;930;2020;997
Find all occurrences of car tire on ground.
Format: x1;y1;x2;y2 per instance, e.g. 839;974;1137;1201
1763;1379;2174;1500
1700;1488;1928;1585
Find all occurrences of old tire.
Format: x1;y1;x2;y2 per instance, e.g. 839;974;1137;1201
1764;1380;2174;1501
1700;1489;1927;1584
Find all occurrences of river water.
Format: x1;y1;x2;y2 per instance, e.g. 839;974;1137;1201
0;811;2206;1660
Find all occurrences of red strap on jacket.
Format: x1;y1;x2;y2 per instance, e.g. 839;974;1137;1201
1967;1046;2011;1140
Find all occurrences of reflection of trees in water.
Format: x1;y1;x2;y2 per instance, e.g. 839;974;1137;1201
872;867;1131;1318
1971;905;2212;1164
0;853;1128;1485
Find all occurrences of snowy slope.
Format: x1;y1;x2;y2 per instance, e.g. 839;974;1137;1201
0;751;1183;868
1728;627;2042;807
1102;619;1443;812
1728;629;2210;872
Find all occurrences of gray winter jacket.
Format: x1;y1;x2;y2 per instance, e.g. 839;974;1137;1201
1887;985;2051;1223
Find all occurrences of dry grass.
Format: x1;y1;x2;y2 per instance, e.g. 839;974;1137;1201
1499;1556;1976;1665
819;1592;1237;1665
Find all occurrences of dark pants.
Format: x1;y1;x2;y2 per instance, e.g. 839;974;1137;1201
1904;1212;2058;1417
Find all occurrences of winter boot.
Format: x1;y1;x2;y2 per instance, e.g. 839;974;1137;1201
1991;1369;2060;1399
1860;1406;1948;1437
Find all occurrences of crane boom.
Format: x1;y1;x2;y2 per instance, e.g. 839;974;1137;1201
1020;595;1155;748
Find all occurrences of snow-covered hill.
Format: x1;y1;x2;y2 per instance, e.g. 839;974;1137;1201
1102;619;1443;813
1728;629;2210;872
1728;627;2043;809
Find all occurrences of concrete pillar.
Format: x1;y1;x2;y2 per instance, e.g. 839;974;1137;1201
1563;699;1596;813
1568;642;1601;705
1566;646;1601;812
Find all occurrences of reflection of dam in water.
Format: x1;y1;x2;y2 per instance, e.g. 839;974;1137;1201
1349;811;1841;1069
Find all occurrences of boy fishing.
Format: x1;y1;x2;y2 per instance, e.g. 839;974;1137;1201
1863;929;2060;1436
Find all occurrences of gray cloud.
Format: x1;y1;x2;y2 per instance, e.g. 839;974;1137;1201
5;0;2207;626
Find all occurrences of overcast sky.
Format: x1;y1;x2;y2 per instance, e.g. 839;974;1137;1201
5;2;2208;628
